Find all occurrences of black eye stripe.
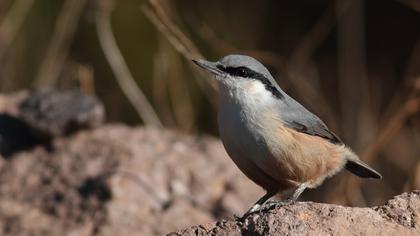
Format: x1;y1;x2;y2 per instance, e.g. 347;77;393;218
216;65;284;99
216;65;256;78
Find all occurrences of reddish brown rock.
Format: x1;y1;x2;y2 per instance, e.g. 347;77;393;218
170;191;420;235
0;120;418;235
0;125;262;235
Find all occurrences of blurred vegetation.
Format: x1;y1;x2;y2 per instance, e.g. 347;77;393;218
0;0;419;206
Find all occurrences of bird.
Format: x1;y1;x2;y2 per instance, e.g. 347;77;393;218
192;54;382;216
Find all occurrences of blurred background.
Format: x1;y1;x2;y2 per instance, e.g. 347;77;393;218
0;0;419;234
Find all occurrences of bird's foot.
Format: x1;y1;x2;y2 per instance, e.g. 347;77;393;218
238;203;262;221
239;199;297;220
258;199;279;212
280;198;296;206
257;199;295;213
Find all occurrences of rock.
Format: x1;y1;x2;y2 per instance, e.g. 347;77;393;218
0;125;262;235
0;89;105;156
0;115;417;235
171;191;420;235
19;89;105;138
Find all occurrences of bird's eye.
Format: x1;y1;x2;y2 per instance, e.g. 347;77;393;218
237;67;247;77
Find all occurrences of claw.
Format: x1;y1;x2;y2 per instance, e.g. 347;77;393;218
258;200;279;213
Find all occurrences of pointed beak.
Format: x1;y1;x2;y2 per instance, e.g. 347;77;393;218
192;59;224;76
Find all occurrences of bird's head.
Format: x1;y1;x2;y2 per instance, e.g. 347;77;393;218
193;54;284;99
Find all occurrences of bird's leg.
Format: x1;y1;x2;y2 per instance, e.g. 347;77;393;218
256;199;280;215
287;182;309;202
258;183;308;211
239;191;276;219
237;183;310;221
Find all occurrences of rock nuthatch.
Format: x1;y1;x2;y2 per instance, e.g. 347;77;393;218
193;55;382;215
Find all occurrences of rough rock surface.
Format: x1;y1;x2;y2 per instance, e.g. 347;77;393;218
170;191;420;235
0;125;262;235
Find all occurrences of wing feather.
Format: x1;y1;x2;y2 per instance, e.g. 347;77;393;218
279;95;342;144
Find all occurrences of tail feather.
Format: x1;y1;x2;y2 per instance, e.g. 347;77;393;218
345;159;382;179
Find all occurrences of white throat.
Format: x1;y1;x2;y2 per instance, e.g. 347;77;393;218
218;78;277;110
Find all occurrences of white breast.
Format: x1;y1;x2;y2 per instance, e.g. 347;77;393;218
217;80;282;178
218;80;276;148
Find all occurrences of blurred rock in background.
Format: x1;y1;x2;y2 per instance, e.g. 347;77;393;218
0;89;104;156
19;89;104;138
0;123;262;235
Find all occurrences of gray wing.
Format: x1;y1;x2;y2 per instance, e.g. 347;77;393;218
262;73;342;144
278;95;342;144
